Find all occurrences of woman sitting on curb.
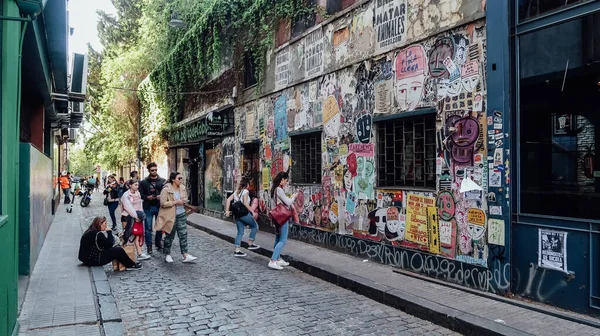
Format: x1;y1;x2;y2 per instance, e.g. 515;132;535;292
78;216;142;270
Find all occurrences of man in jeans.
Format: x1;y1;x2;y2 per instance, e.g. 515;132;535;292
139;163;166;255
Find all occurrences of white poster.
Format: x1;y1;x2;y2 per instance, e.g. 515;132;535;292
275;47;290;90
538;229;568;273
305;28;324;77
374;80;393;114
373;0;407;51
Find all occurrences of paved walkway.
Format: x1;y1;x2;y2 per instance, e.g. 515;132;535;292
187;213;600;336
18;200;103;336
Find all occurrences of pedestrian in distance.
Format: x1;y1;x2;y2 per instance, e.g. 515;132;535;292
121;179;151;261
139;162;166;255
155;172;197;263
269;171;297;270
225;177;261;257
103;175;120;231
78;216;142;270
59;171;71;204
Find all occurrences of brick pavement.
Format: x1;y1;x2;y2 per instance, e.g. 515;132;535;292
74;198;460;335
188;214;600;336
18;198;102;336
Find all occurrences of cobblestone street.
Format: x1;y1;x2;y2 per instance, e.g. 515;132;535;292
82;196;458;336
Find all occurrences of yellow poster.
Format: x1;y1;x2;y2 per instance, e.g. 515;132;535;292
262;168;270;190
405;193;435;245
427;207;440;254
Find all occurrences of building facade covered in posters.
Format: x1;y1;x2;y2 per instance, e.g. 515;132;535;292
154;0;600;316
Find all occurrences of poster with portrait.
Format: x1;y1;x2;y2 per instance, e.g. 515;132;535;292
538;229;568;273
224;155;234;193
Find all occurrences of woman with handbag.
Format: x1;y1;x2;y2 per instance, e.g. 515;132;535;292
225;177;261;257
78;216;142;270
268;171;297;270
155;172;198;263
121;179;151;261
103;175;120;231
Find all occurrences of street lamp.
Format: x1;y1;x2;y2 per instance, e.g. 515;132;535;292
168;12;186;29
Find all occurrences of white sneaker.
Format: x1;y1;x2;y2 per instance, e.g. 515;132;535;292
268;260;283;270
165;255;174;263
182;254;197;263
277;259;289;267
138;253;151;261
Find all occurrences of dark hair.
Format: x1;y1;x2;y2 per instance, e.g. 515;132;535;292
119;177;124;182
147;162;157;170
127;179;138;186
130;171;138;178
84;216;107;234
237;177;249;192
270;171;289;198
168;172;181;184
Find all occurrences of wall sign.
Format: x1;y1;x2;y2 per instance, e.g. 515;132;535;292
305;28;324;77
170;110;228;145
373;0;408;51
275;47;290;90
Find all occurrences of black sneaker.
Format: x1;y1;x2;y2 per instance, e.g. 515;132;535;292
147;245;153;255
234;251;247;257
126;262;143;270
248;244;261;250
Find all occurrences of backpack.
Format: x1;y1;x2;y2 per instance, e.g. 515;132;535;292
230;190;249;218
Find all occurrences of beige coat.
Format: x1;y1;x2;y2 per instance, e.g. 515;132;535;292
154;183;189;234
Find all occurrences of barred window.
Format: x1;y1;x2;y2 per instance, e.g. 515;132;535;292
291;132;322;184
377;114;436;188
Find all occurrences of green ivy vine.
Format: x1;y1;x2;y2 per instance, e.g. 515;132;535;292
144;0;316;131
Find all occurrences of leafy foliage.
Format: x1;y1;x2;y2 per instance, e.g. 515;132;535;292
69;145;97;177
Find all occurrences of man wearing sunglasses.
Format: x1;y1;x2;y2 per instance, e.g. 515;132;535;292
140;162;166;255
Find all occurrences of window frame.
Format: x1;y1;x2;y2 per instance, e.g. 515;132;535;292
375;110;437;190
290;131;322;185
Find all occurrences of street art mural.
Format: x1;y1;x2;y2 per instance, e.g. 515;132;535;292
232;17;498;285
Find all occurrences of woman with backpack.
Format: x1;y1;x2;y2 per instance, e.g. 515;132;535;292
268;171;297;270
225;177;260;257
155;172;198;263
121;179;151;261
103;175;120;231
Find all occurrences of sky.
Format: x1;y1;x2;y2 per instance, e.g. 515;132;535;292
68;0;116;54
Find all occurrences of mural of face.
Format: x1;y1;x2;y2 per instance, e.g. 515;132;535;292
356;113;372;144
329;204;338;224
323;96;341;137
467;223;486;241
451;117;479;148
295;190;304;208
446;70;462;97
395;45;427;111
437;191;456;221
384;207;403;241
428;37;454;78
347;153;358;177
368;208;387;236
460;61;480;92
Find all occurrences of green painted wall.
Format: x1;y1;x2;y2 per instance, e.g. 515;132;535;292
1;1;23;335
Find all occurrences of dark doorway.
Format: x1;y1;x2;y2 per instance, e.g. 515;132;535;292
242;143;260;194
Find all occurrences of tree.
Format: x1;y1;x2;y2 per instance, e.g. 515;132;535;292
69;145;96;177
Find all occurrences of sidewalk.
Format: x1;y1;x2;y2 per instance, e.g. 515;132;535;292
187;213;600;336
18;201;123;336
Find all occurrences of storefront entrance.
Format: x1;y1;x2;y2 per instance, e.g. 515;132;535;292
513;1;600;315
242;142;260;194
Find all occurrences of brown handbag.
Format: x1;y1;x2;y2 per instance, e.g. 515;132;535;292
112;244;137;272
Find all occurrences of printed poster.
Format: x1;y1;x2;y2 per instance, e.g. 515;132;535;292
223;155;234;193
374;80;393;114
305;28;324;77
275;47;290;90
538;229;568;273
405;193;435;245
374;0;408;51
246;108;256;140
262;168;270;190
487;219;505;246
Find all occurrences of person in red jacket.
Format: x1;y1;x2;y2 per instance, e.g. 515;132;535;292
59;171;71;204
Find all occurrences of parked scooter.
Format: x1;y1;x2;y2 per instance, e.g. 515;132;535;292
80;184;93;207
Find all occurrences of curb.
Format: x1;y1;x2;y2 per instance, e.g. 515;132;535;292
90;266;126;336
188;220;531;336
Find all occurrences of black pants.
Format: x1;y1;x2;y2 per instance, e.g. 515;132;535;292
99;247;135;268
63;188;71;204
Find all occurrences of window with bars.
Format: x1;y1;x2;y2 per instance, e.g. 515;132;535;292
376;114;436;188
291;132;322;184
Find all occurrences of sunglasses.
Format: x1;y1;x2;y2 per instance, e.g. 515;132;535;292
150;169;157;172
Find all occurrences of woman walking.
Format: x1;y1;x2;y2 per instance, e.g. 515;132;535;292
104;175;120;231
225;177;260;257
269;172;297;270
78;216;142;270
121;179;151;261
155;172;197;263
